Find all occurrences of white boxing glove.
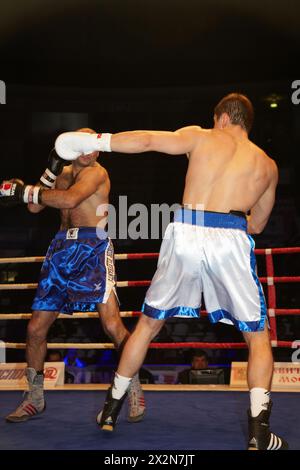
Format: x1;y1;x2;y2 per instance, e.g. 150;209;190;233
55;132;112;161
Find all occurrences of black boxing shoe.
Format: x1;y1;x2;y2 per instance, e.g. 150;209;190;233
96;386;127;432
248;401;288;450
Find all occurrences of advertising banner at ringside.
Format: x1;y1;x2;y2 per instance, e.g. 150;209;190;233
0;362;65;389
230;362;300;389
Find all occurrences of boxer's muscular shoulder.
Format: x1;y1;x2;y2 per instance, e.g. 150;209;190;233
181;125;202;132
56;165;73;189
266;156;278;181
76;164;108;184
251;142;276;168
181;125;207;139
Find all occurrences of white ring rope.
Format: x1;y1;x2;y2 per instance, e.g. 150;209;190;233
3;342;115;350
0;311;140;320
0;253;159;264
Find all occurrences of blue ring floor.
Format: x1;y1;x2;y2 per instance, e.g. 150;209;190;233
0;391;299;450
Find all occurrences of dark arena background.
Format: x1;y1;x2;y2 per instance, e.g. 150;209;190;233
0;0;300;455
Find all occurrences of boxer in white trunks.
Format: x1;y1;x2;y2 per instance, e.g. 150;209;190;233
53;93;288;450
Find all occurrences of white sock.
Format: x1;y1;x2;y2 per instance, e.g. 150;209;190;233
112;373;132;400
250;387;270;417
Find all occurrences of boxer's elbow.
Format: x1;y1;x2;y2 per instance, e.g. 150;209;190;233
141;132;153;151
254;224;266;234
64;194;79;209
63;190;83;209
247;222;265;235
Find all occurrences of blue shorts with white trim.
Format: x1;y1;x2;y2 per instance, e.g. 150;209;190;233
32;227;116;314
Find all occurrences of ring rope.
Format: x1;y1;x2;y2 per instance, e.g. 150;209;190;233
1;276;299;291
0;280;152;290
0;253;160;264
0;311;142;320
0;247;299;264
1;341;294;350
266;251;277;341
1;309;300;321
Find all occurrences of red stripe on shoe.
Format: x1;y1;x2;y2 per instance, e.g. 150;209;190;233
23;406;34;416
25;404;38;415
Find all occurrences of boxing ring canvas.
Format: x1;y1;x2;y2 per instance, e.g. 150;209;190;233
1;248;300;450
1;389;299;450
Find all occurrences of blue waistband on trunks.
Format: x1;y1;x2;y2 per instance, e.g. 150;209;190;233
174;208;247;230
54;227;107;240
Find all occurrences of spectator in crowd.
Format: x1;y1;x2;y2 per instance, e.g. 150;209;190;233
46;350;75;383
177;349;209;384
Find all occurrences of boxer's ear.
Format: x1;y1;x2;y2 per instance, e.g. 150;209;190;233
219;112;230;128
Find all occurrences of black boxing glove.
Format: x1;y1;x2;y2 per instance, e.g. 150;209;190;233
39;148;66;188
0;179;44;206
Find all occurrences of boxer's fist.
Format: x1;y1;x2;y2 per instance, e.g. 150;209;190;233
40;148;66;188
0;179;24;207
0;179;42;206
55;131;112;161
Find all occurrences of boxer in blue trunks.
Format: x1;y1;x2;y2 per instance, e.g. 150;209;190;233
52;94;288;450
1;128;145;424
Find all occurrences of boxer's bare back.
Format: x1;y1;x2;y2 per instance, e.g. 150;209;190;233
182;125;277;214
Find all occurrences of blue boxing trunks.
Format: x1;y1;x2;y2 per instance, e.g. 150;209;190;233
32;227;116;314
142;208;267;332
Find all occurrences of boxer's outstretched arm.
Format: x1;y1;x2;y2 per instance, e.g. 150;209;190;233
247;161;278;234
111;126;202;155
39;167;104;209
55;127;203;160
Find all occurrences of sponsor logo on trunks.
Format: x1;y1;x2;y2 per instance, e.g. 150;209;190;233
94;282;102;291
0;80;6;104
66;228;79;240
96;196;205;240
106;242;115;283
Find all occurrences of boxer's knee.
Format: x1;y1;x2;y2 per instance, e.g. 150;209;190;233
138;314;165;340
27;311;55;344
98;294;127;340
102;315;125;340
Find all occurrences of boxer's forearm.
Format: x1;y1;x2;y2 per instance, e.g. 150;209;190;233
111;131;152;153
40;188;79;209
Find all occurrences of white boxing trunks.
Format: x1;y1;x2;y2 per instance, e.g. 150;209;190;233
142;208;267;332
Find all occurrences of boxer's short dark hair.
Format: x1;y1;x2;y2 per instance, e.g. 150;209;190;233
76;127;96;134
214;93;254;133
190;349;208;362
